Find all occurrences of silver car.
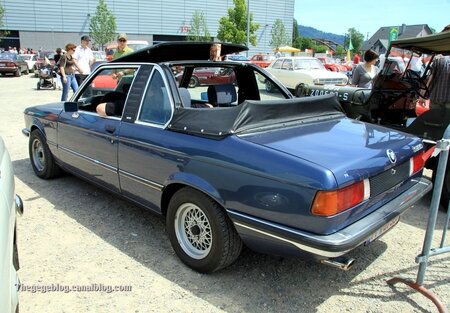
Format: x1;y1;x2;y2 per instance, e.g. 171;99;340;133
0;136;23;313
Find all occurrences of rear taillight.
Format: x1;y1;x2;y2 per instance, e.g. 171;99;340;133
410;151;425;175
311;179;370;216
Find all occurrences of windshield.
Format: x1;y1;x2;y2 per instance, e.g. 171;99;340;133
0;52;16;60
21;55;32;61
294;59;324;70
263;55;276;61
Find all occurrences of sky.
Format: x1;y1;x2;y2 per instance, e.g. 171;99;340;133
294;0;450;40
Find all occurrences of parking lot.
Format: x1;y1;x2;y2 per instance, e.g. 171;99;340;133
1;74;449;312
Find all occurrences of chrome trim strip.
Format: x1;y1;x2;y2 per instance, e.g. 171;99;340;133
234;222;348;258
118;169;164;191
59;146;117;173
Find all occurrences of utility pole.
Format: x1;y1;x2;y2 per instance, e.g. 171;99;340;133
246;0;250;57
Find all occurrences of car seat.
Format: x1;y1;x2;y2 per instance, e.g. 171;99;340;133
207;84;237;107
178;87;191;107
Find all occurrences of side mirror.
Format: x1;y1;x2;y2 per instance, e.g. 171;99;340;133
64;101;78;112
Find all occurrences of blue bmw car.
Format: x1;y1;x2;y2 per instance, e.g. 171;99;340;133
23;42;432;273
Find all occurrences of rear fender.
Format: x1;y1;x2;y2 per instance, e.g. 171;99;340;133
161;172;224;216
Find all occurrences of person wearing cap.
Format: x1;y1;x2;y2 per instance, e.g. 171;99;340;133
73;35;95;86
111;33;134;79
112;33;134;60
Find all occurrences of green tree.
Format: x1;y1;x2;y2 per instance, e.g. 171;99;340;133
217;0;259;46
292;18;299;46
270;19;288;48
0;4;9;42
345;27;364;52
335;45;345;55
89;0;116;49
186;11;211;41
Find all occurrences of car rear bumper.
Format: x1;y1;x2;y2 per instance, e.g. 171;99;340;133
0;67;18;73
228;177;432;259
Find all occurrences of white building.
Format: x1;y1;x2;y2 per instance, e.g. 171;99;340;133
0;0;294;55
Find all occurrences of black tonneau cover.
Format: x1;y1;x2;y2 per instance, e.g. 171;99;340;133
168;94;345;138
390;31;450;55
111;42;248;63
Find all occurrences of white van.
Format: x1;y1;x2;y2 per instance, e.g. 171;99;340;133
127;40;149;51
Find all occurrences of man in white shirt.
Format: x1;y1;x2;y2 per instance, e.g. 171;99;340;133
73;35;95;86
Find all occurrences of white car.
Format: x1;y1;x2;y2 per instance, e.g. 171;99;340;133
19;54;38;73
92;51;106;61
0;136;23;313
265;56;348;92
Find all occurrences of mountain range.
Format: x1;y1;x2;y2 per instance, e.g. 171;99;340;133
299;25;345;45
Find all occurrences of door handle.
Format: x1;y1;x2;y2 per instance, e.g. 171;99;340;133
105;124;116;133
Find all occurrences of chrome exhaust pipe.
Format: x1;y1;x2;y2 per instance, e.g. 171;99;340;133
320;257;355;271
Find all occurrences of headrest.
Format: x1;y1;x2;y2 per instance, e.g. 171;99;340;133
207;84;237;106
178;87;191;107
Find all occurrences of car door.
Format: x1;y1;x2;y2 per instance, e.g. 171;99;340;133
57;64;138;192
268;58;285;84
118;66;176;212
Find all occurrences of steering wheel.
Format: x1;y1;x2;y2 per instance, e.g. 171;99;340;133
404;69;430;99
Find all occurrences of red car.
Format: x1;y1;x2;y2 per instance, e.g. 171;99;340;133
317;57;348;73
0;52;29;76
249;54;276;68
176;67;236;87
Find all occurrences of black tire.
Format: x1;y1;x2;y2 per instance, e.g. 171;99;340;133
15;69;21;77
29;129;61;179
166;187;242;273
24;67;29;75
36;82;40;90
53;82;56;90
188;76;199;88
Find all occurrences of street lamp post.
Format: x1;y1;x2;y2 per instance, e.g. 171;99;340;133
246;0;250;57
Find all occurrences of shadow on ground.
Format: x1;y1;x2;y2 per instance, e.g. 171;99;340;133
14;157;448;312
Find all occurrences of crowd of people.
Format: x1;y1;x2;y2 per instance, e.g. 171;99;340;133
54;33;134;101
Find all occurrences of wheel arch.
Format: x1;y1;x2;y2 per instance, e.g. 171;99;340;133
161;173;225;217
29;119;46;137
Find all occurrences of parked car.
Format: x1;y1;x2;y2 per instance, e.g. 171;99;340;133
0;136;23;313
249;53;276;68
105;40;149;61
23;42;431;273
265;56;348;92
0;52;29;77
225;54;250;62
19;53;38;73
92;51;106;61
296;30;450;207
318;57;350;76
175;67;236;88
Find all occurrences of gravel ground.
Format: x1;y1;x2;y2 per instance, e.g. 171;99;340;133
1;74;449;313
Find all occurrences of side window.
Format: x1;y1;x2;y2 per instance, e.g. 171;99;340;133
272;59;283;69
75;66;136;116
254;71;288;100
139;70;172;125
282;59;292;70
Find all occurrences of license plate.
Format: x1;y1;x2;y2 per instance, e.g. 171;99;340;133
364;216;400;245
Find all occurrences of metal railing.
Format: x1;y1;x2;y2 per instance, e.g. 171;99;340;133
388;124;450;313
